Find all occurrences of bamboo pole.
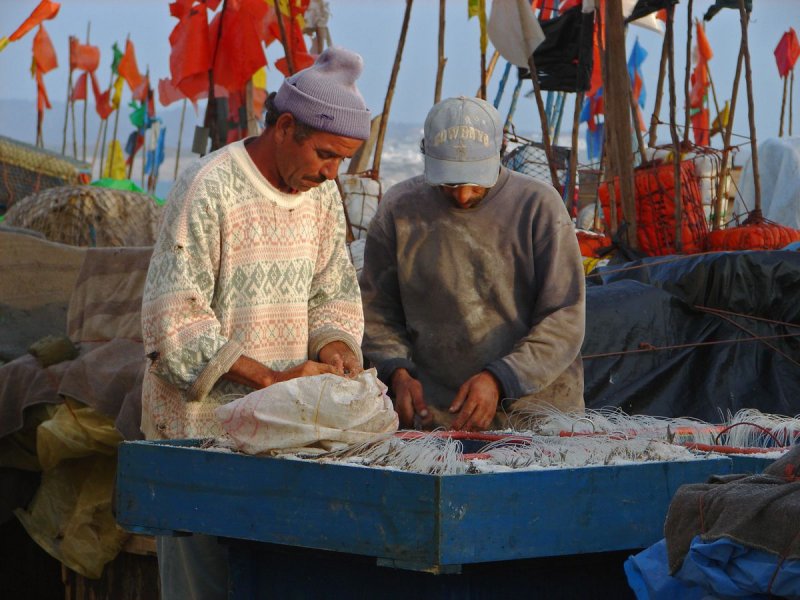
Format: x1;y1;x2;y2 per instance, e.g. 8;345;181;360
481;50;501;98
526;52;561;189
70;82;79;159
604;0;637;247
434;0;446;104
666;5;683;251
62;37;74;155
712;43;744;229
174;99;187;180
372;0;413;180
738;0;761;218
567;91;584;213
141;68;150;189
791;69;795;135
479;0;487;100
779;75;788;137
82;23;91;163
597;5;618;235
682;0;693;145
648;31;669;147
275;2;295;76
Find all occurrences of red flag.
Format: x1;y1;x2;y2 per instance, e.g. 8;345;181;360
691;108;710;146
72;71;88;101
69;36;100;72
775;28;800;78
33;25;58;74
209;0;268;92
9;0;60;42
90;71;114;120
695;21;713;66
118;39;144;91
158;77;186;107
169;5;212;100
690;63;709;108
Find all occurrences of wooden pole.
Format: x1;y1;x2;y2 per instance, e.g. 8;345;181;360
275;2;295;76
648;32;669;147
141;68;150;189
738;0;761;218
174;98;187;180
666;5;683;251
479;0;487;100
604;0;637;247
567;91;584;214
434;0;446;104
791;69;795;135
372;0;413;179
62;38;74;155
682;0;694;145
779;75;788;137
712;43;744;229
480;50;501;99
70;82;79;159
82;22;91;163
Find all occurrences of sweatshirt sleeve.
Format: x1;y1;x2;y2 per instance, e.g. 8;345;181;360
141;162;243;401
485;188;586;399
360;194;418;385
307;181;364;363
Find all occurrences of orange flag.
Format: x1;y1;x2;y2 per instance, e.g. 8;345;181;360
118;39;144;91
90;71;114;119
69;36;100;72
209;0;268;92
695;20;713;66
36;71;51;110
33;25;58;73
775;28;800;78
9;0;60;42
72;71;88;101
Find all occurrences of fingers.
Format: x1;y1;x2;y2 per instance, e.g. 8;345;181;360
340;352;363;377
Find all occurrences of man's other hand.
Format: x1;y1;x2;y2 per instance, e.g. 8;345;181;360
449;371;501;431
319;341;363;377
391;368;432;429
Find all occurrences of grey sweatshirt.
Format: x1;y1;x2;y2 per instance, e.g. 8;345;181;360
360;167;586;418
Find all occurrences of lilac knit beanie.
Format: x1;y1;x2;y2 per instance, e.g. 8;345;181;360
273;47;371;140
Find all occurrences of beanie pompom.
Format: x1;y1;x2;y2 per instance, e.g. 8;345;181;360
273;47;371;140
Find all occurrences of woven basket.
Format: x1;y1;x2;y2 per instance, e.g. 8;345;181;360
0;135;90;213
3;185;162;248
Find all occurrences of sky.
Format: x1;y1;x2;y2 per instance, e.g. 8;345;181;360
1;0;799;154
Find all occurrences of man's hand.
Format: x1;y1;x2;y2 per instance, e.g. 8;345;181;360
391;368;432;429
449;371;501;431
272;360;337;384
224;354;336;389
319;340;363;378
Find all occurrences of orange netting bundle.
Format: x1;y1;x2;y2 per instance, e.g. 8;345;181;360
598;160;709;256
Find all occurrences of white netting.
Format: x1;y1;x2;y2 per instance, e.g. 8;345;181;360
340;174;380;240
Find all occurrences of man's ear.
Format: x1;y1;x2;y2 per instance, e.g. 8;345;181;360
274;112;295;143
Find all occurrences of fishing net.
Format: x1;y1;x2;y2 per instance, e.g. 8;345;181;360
0;135;90;214
3;185;162;248
502;141;571;188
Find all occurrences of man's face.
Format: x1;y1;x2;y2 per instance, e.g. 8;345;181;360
438;184;490;210
276;116;363;193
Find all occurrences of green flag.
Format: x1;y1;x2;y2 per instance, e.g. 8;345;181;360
111;42;123;74
129;101;146;129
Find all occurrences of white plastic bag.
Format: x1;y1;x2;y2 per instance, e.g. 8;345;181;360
214;368;398;454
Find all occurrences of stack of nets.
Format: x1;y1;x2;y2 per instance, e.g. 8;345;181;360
3;185;162;248
0;135;90;214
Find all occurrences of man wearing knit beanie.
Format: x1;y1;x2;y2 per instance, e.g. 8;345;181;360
142;47;371;600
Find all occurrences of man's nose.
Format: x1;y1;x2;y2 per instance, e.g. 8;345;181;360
453;188;475;206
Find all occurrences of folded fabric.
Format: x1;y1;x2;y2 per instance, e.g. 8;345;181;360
215;368;399;454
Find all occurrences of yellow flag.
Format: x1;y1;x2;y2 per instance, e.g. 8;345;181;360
710;100;730;137
103;140;126;180
479;0;487;54
252;67;267;90
468;0;481;19
111;76;124;109
0;37;9;53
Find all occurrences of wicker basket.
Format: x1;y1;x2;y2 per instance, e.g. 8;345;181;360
0;135;91;213
3;185;162;248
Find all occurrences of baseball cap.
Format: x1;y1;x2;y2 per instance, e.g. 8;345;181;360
423;96;503;188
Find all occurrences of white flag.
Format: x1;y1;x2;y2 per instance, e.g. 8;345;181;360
487;0;546;68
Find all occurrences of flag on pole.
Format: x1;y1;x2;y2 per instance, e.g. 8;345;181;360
9;0;60;42
487;0;545;68
118;39;144;91
775;28;800;78
72;72;88;101
69;37;100;72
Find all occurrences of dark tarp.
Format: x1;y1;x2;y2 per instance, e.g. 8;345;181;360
583;251;800;420
517;6;595;92
703;0;752;21
625;0;678;23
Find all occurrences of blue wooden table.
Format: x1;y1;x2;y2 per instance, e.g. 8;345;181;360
115;439;753;598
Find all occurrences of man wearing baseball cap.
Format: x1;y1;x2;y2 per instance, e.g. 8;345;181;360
142;47;371;598
361;96;585;431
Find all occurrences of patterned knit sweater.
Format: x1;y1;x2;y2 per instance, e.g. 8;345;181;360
141;140;363;440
